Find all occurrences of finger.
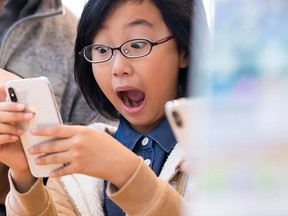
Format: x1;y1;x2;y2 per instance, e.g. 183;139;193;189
0;110;34;123
34;150;77;177
28;138;71;155
0;102;25;111
35;151;68;165
0;134;19;144
49;163;74;177
0;102;34;123
31;125;83;138
0;123;23;135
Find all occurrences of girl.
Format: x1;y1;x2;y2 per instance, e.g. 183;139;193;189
0;0;208;215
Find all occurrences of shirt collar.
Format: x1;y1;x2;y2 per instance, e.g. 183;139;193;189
148;117;176;153
115;116;176;153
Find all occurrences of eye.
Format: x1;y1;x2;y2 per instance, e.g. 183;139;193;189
130;41;147;49
94;45;110;54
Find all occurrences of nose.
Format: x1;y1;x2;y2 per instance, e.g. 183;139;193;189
111;51;133;77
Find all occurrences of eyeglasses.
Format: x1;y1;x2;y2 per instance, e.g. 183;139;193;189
79;35;174;64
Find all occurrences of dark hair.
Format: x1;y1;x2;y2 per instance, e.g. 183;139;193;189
74;0;208;120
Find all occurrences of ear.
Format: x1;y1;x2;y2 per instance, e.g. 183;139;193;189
178;50;189;68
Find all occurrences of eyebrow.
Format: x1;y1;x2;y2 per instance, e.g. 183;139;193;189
126;18;154;28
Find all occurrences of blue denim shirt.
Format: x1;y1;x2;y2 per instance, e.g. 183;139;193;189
104;116;177;216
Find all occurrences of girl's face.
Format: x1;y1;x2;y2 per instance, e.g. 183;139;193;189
92;1;188;134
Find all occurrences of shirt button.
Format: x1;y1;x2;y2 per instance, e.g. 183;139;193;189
142;137;149;146
144;159;151;166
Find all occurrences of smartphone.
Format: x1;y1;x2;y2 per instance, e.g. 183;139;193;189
165;97;207;155
5;77;63;177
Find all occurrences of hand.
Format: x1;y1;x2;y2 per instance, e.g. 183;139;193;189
29;125;139;188
0;101;36;193
0;68;21;101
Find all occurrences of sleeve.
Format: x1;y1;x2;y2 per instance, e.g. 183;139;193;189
107;158;183;216
6;173;57;216
6;172;76;216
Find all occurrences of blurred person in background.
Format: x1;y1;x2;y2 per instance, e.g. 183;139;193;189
0;0;111;215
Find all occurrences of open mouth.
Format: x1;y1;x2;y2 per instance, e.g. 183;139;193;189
118;90;145;108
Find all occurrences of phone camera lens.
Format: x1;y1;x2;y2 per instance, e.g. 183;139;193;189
172;111;183;128
8;87;17;102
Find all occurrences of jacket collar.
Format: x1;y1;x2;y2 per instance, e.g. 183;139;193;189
0;0;63;67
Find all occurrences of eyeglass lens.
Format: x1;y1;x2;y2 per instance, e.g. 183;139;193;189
85;39;151;62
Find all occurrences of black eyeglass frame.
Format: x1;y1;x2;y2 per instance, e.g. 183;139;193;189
79;35;174;64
